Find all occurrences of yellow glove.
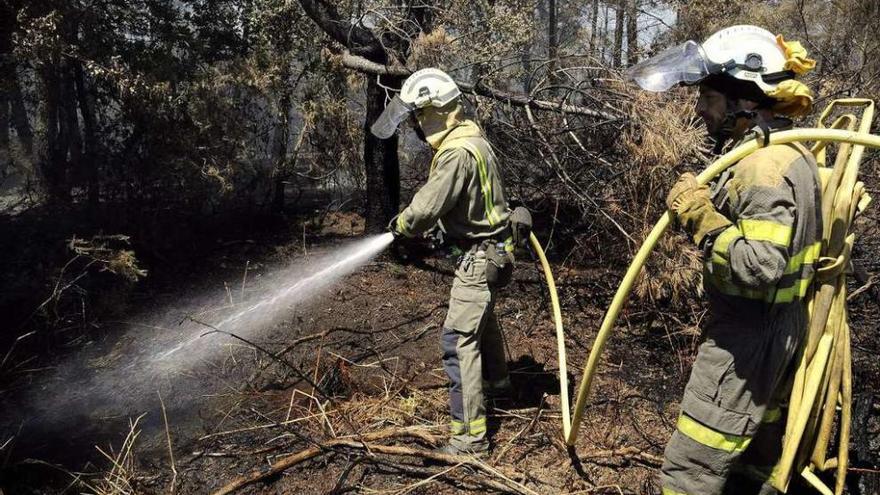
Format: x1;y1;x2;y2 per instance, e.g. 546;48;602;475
666;173;732;245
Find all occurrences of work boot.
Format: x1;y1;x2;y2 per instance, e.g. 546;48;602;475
434;441;489;458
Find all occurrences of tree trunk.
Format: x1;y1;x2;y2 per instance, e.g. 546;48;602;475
613;0;624;67
61;61;83;193
589;0;600;57
0;96;8;180
0;1;11;178
1;0;33;175
74;61;99;205
626;0;638;64
363;76;400;232
61;19;83;192
272;59;293;213
548;0;558;85
40;59;68;202
9;74;34;159
602;3;610;62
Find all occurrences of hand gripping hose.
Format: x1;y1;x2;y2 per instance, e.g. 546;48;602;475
561;99;878;494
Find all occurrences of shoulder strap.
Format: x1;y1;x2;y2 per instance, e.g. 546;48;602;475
433;138;502;226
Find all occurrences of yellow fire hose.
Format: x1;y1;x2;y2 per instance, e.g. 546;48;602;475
541;98;879;494
529;232;571;438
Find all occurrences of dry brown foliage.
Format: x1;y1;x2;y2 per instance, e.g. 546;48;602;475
82;414;145;495
68;235;147;282
618;86;707;306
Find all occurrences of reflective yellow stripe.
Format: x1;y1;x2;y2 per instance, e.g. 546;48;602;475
771;277;812;303
677;414;752;453
735;462;780;485
711;225;741;267
712;221;797;268
450;420;465;435
762;407;783;423
396;215;410;235
739;218;793;246
503;236;515;253
455;142;501;226
707;275;813;303
468;417;487;435
784;241;821;274
661;488;689;495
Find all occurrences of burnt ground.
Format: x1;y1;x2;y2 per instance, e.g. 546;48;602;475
1;207;879;495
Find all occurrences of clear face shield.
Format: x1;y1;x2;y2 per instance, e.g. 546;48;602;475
626;40;712;92
370;96;415;139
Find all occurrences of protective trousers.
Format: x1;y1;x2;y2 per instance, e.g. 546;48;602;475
441;248;509;450
660;308;805;495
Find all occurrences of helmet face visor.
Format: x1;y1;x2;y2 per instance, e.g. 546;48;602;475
370;96;414;139
627;41;710;92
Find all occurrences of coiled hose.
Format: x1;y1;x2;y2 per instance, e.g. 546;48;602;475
554;103;878;494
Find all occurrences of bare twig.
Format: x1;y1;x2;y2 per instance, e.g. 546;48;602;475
337;51;623;121
240;261;249;302
157;391;178;493
211;428;437;495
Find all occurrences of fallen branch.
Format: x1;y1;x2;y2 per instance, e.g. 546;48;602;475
579;446;662;467
369;457;524;494
210;428;541;495
336;51;623;121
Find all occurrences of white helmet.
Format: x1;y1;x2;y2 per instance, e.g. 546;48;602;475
629;25;797;96
371;68;461;139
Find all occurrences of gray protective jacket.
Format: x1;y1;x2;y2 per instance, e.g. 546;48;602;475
395;121;510;240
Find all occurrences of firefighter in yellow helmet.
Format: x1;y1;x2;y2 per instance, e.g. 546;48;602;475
628;26;821;494
372;68;515;455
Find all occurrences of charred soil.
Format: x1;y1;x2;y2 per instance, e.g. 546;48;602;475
1;207;879;495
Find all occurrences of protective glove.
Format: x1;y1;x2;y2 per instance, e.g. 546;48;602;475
388;214;404;239
666;172;732;246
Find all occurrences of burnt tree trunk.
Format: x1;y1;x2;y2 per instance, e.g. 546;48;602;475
548;0;558;85
1;1;34;176
364;76;400;232
613;0;624;67
74;61;99;206
0;3;11;177
296;0;401;232
10;73;34;159
60;63;82;197
272;60;293;213
602;3;610;62
0;96;8;180
61;18;83;195
589;0;600;57
626;0;638;64
40;58;68;202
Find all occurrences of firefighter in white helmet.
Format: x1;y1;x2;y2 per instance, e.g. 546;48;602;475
372;68;514;456
628;26;821;494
